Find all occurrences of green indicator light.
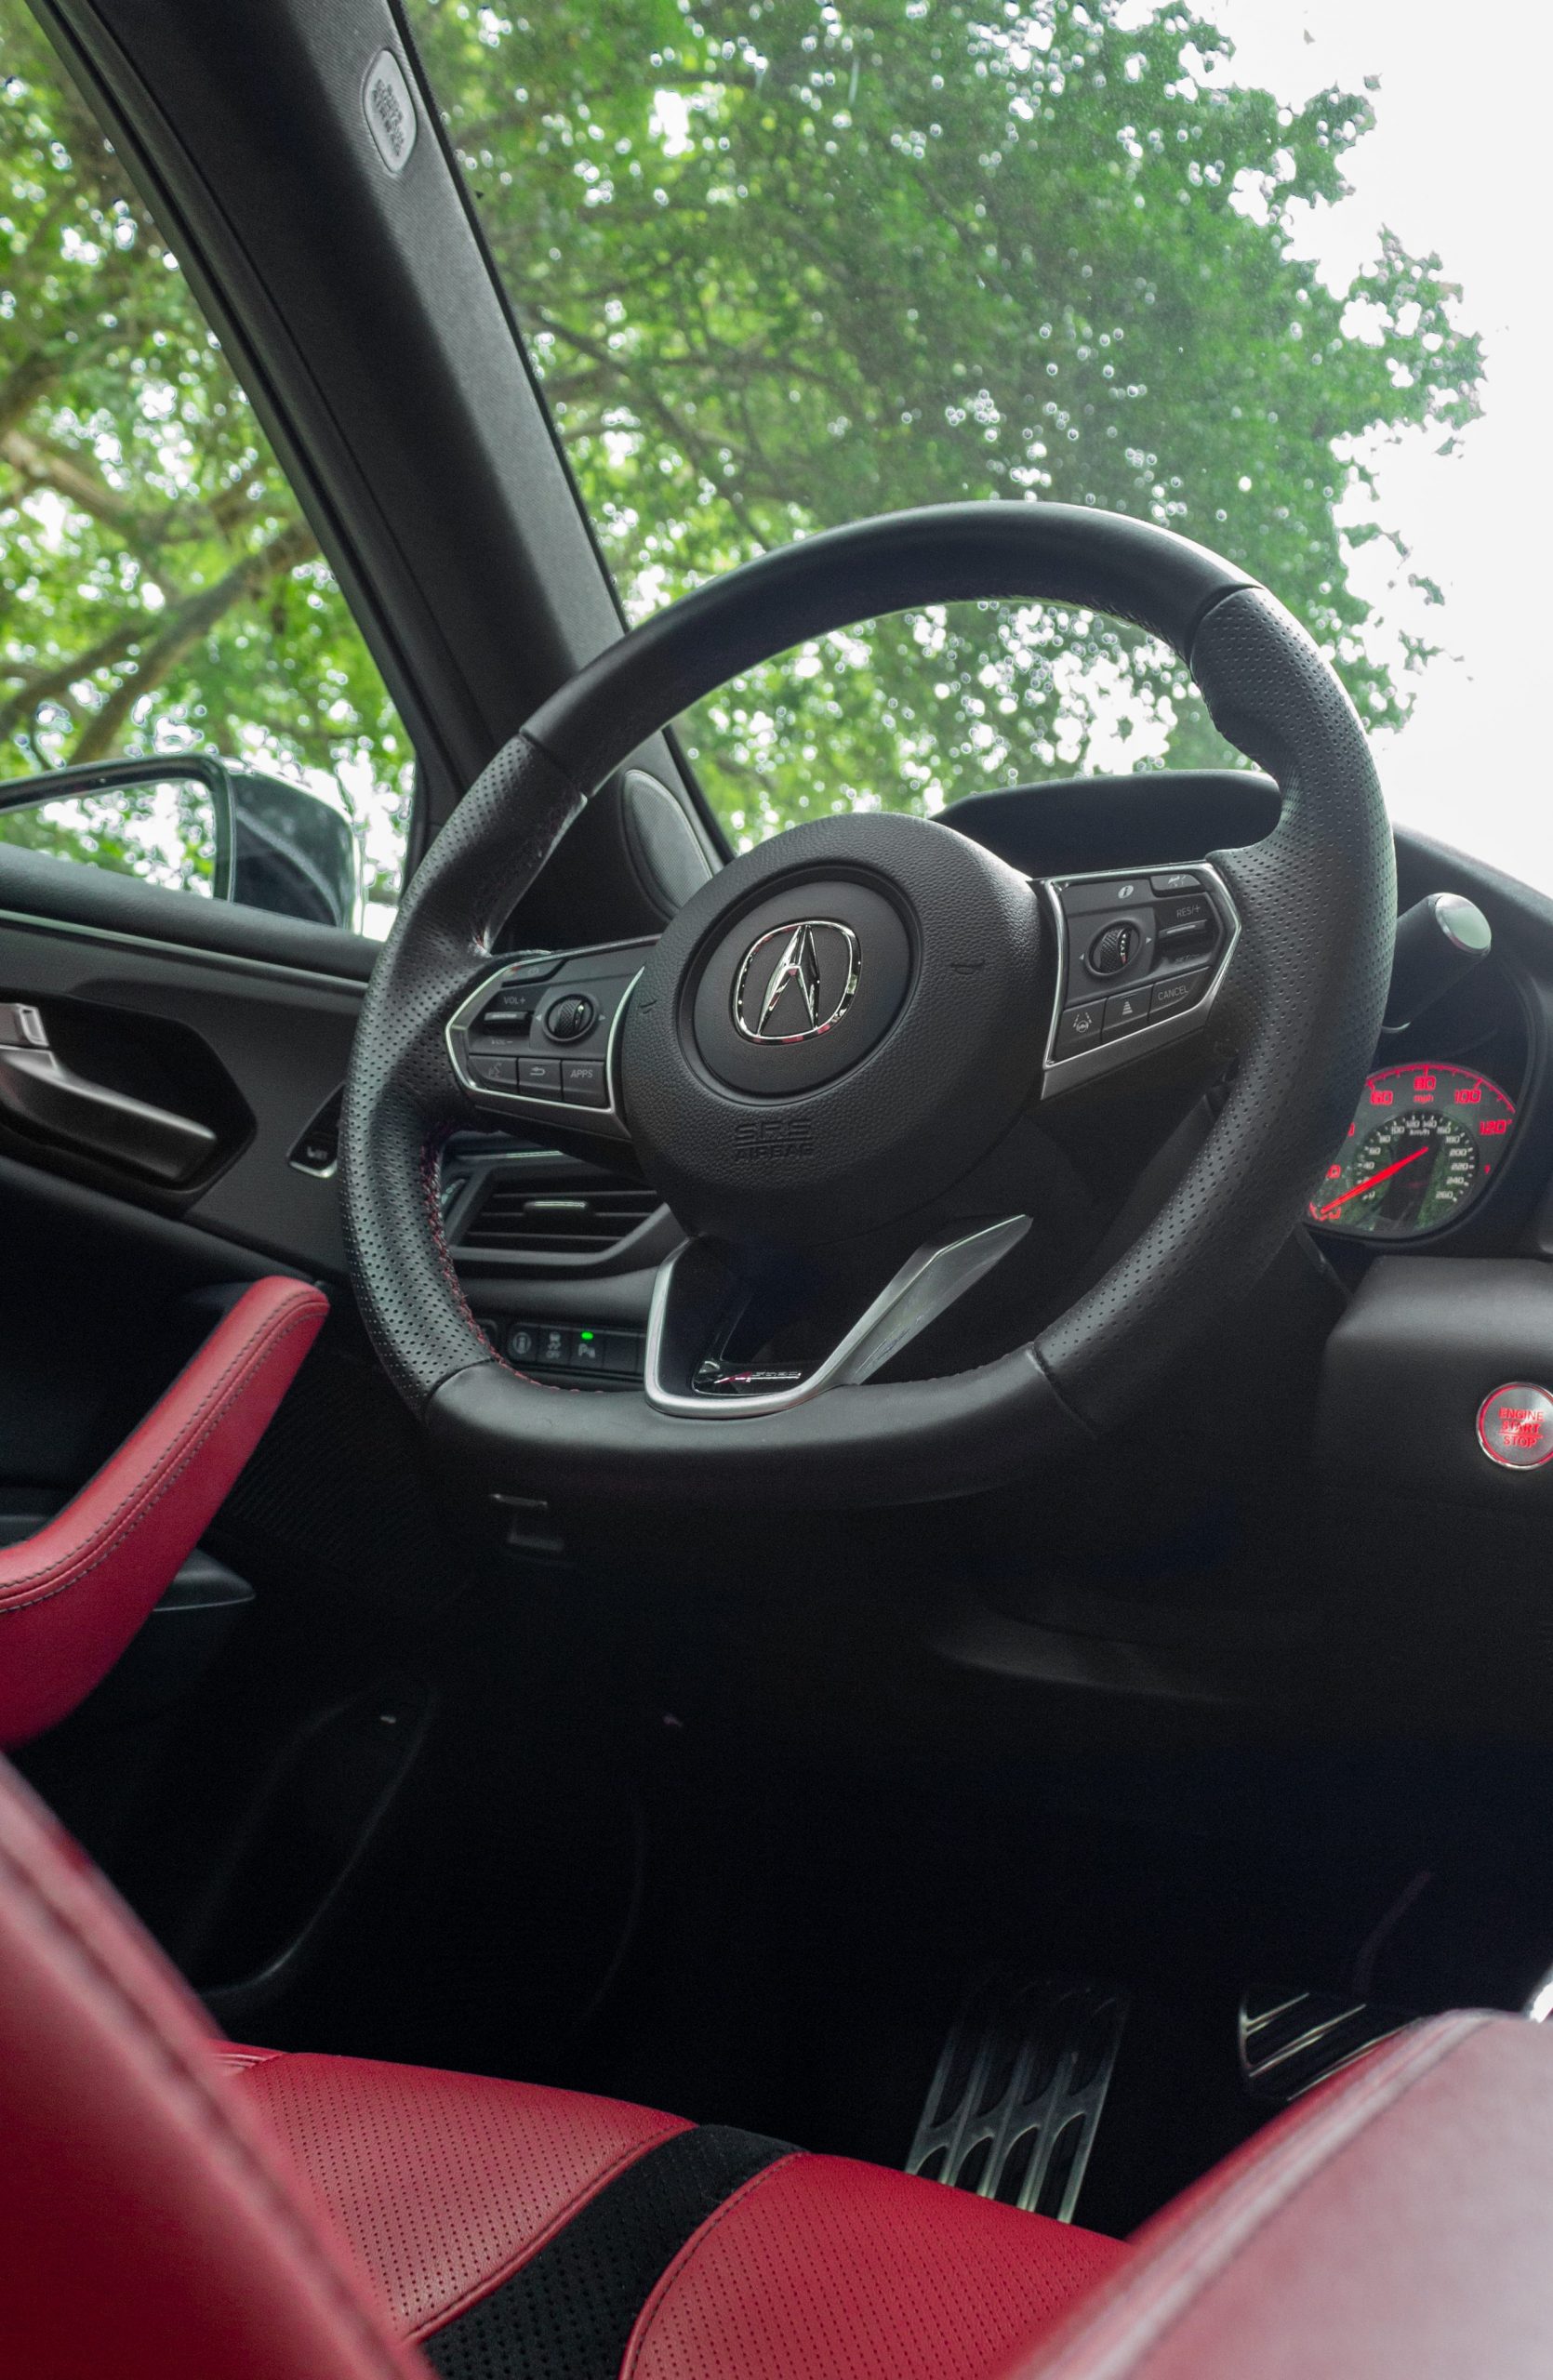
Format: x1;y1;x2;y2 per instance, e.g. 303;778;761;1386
579;1330;594;1341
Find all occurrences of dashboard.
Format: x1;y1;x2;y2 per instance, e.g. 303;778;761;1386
432;774;1553;1394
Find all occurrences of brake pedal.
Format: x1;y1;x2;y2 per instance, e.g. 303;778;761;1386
907;1971;1127;2222
1238;1985;1414;2104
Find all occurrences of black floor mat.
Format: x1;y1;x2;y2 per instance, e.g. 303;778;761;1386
547;1740;1553;2238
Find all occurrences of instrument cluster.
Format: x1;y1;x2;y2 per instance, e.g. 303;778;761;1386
1309;1063;1517;1240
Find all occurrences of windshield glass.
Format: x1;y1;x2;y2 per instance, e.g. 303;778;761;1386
407;1;1539;884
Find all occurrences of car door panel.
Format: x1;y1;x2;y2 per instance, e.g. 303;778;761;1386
0;877;366;1277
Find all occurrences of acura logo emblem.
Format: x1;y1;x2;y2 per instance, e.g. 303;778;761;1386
733;919;860;1042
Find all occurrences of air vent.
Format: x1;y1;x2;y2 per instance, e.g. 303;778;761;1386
459;1175;661;1255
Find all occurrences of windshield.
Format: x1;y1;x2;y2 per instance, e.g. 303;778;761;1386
407;0;1540;886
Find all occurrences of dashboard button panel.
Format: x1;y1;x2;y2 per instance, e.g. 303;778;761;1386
483;1316;645;1383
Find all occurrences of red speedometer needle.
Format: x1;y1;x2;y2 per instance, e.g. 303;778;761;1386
1316;1144;1431;1216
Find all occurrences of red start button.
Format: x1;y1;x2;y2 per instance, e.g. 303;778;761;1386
1477;1382;1553;1470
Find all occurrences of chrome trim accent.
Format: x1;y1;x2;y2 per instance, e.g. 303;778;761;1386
0;904;372;991
643;1213;1030;1419
445;941;648;1144
1039;860;1241;1100
732;918;860;1042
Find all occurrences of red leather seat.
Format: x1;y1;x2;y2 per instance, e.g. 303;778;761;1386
7;1740;1553;2380
215;2045;1124;2378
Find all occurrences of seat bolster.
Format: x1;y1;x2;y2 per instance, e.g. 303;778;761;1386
1003;2012;1553;2380
0;1756;421;2380
0;1276;326;1746
619;2146;1130;2380
229;2048;691;2339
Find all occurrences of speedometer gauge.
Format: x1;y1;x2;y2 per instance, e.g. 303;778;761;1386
1309;1064;1516;1238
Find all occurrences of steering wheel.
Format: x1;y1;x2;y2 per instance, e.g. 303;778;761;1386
341;505;1392;1504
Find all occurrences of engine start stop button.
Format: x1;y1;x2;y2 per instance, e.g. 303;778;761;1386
1477;1382;1553;1470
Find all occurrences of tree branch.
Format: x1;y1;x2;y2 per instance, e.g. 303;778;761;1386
1;428;267;560
0;351;62;446
68;518;316;764
0;622;145;745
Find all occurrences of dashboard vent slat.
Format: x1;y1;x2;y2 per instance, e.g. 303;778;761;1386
458;1176;661;1255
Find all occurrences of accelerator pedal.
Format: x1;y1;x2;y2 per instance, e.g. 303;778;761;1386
907;1970;1127;2222
1238;1985;1414;2104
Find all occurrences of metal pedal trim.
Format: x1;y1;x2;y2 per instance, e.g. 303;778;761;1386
907;1970;1127;2224
1239;1985;1414;2105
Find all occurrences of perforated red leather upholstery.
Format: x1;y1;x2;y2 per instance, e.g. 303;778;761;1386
619;2146;1128;2380
219;2048;1124;2370
0;1755;419;2380
228;2050;689;2339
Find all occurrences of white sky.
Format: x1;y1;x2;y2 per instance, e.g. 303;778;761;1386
1210;0;1553;891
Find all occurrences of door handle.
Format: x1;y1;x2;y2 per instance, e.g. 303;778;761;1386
0;1003;216;1184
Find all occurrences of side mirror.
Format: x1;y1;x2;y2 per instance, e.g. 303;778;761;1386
0;754;363;931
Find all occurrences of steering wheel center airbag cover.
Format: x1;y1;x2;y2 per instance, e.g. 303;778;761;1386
622;812;1045;1246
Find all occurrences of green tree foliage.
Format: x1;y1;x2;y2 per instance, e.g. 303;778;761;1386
0;3;409;898
411;0;1482;840
2;0;1483;867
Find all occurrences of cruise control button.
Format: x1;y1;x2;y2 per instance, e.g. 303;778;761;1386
470;1053;517;1087
1159;918;1212;950
1150;870;1201;895
1148;968;1212;1020
1102;988;1151;1038
1053;1000;1105;1058
516;1056;562;1094
1087;920;1144;978
1062;876;1153;916
1157;892;1215;934
561;1059;609;1107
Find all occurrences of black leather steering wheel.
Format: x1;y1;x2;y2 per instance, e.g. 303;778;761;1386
341;504;1393;1504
